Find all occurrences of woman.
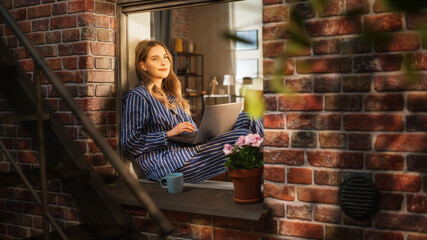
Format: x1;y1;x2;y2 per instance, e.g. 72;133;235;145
121;40;263;183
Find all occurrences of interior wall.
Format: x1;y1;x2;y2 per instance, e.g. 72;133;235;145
189;4;233;93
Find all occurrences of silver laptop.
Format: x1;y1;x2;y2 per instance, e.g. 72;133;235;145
167;102;243;144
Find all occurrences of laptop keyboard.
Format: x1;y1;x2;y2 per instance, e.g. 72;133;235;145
179;132;198;141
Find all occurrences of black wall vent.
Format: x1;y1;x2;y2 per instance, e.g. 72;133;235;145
339;176;380;220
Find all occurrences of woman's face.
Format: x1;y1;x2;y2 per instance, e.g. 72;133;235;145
140;45;171;83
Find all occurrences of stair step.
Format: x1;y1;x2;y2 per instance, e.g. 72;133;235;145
26;224;131;240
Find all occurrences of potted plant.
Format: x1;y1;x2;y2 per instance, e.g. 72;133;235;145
223;133;263;204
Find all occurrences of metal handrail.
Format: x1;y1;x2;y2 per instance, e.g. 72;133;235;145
0;140;68;239
0;1;173;237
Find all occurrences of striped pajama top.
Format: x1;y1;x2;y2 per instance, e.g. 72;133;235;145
120;86;201;181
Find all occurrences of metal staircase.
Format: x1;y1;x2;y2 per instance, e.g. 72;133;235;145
0;2;172;239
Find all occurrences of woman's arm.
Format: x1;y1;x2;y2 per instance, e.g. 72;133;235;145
120;92;168;155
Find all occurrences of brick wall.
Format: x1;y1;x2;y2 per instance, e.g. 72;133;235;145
262;0;427;239
1;0;427;239
0;0;117;238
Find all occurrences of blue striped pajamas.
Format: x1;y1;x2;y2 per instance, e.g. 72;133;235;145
121;86;263;183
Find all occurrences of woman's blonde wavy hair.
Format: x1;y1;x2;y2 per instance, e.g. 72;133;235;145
135;40;190;114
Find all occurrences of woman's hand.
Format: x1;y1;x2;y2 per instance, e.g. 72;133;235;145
166;122;196;137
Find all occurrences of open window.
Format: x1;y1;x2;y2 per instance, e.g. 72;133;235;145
117;0;263;182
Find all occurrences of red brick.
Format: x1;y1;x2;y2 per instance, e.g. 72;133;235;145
79;56;94;69
213;228;259;240
287;167;311;184
325;95;362;111
354;54;403;73
263;58;294;75
264;130;289;147
278;94;322;111
86;112;107;124
101;98;116;110
213;216;252;231
28;5;51;19
95;84;112;97
263;4;288;23
285;76;312;93
342;37;371;53
319;132;345;149
46;58;62;70
411;52;427;70
264;165;285;183
313;75;340;92
374;73;427;91
263;198;285;217
287;204;312;220
291;131;316;147
375;212;427;232
344;114;403;131
347;0;370;13
79;85;95;97
78;13;96;27
18;59;34;71
372;0;393;12
264;95;277;111
52;2;67;15
314;170;341;186
55;71;83;84
264;149;304;165
365;229;403;240
263;41;284;58
90;42;115;56
305;16;362;37
374;33;421;52
189;213;211;225
63;57;78;70
95;15;110;28
294;2;315;18
297;57;352;73
14;139;30;149
17;151;37;163
319;0;345;16
46;31;61;43
366;153;404;170
95;57;111;69
286;113;340;130
263;182;295;201
263;23;288;40
307;151;363;169
407;194;427;213
263;113;284;129
297;186;338;204
407;9;427;30
313;38;340;55
380;192;403;210
342;74;371;92
32;19;50;32
364;94;404;111
408;233;427;240
279;220;323;239
110;17;116;30
10;9;26;21
97;29;114;42
408;93;427;111
6;21;31;35
50;16;77;30
86;71;115;83
407;155;427;172
68;0;94;13
326;226;362;240
62;29;80;42
314;205;341;223
64;98;101;111
15;48;30;59
95;1;115;16
375;134;427;152
59;42;89;56
364;13;402;32
375;173;421;192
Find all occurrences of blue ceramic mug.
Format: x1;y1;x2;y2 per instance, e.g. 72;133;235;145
160;172;184;193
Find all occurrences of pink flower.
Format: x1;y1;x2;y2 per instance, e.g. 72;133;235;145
235;136;246;148
244;134;263;147
223;143;234;155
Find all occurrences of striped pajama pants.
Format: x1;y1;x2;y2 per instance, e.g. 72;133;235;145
176;112;263;183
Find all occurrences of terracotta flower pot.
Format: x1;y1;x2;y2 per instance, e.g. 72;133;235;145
228;168;263;204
